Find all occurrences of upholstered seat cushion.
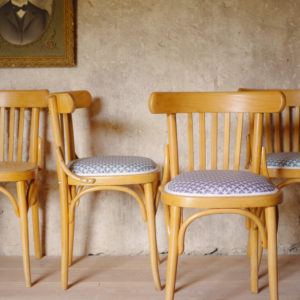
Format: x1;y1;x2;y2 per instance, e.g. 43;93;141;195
67;155;158;176
266;152;300;169
165;170;277;197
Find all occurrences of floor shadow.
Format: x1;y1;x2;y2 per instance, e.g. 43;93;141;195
70;255;86;266
31;269;57;286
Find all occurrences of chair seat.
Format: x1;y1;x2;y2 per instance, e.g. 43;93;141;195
165;170;277;197
266;152;300;169
67;155;158;176
0;161;37;181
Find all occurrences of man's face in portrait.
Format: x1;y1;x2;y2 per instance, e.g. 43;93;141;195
0;0;53;45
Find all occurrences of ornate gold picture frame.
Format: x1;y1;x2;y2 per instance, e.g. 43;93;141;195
0;0;75;67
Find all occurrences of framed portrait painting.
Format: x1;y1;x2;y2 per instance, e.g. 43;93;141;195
0;0;75;67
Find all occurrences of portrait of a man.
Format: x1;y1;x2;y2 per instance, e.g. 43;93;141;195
0;0;53;45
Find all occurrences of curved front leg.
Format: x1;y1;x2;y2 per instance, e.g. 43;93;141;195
58;178;69;290
165;206;181;300
144;182;162;291
28;179;41;259
265;206;278;300
16;181;31;287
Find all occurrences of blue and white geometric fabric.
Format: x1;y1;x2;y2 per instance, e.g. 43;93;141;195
165;170;277;197
67;156;158;176
266;152;300;169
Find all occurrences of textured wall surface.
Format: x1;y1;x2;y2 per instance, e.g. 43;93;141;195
0;0;300;256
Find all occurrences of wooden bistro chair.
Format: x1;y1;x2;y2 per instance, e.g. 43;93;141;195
48;91;161;290
241;90;300;189
148;91;285;300
240;89;300;275
0;90;48;287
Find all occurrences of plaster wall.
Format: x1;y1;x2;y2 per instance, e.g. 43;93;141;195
0;0;300;256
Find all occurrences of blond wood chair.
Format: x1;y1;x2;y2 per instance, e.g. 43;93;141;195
0;90;48;287
48;91;161;290
240;89;300;274
241;89;300;189
149;91;285;300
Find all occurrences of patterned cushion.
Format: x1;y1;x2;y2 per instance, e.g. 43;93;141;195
165;170;277;197
67;156;158;176
266;152;300;169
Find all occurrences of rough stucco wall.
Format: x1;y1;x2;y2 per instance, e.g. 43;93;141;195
0;0;300;256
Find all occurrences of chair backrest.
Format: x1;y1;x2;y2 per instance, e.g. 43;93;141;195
0;90;48;164
48;91;92;170
149;92;285;179
240;89;300;153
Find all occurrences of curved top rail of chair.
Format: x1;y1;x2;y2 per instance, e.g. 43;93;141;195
0;90;49;108
148;91;285;114
49;91;92;113
239;88;300;107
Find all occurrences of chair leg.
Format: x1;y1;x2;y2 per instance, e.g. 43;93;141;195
153;180;159;212
144;183;162;291
164;204;171;241
265;206;278;300
257;230;263;270
250;225;258;293
257;210;266;272
31;199;41;259
165;206;181;300
16;181;31;288
68;186;77;266
246;227;251;258
68;217;75;266
59;181;69;290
